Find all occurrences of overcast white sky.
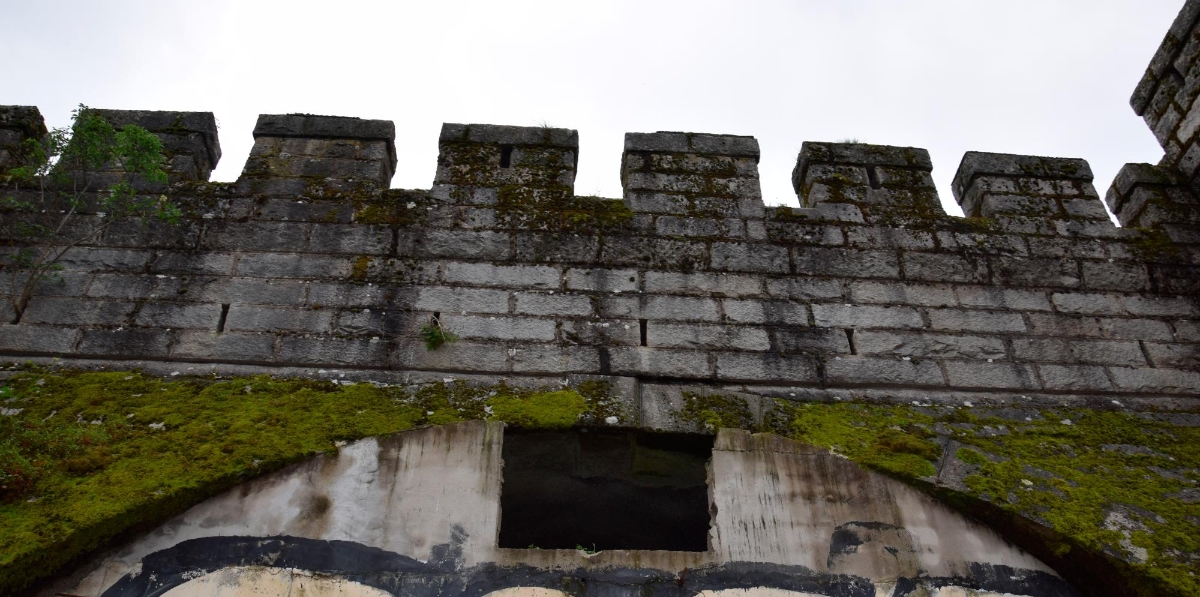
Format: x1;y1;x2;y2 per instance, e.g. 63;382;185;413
2;1;1183;214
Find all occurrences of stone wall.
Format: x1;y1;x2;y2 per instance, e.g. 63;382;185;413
1;106;1197;409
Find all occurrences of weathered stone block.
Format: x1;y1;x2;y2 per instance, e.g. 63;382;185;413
78;329;171;357
225;305;332;333
824;356;945;386
854;331;1006;360
903;253;989;284
600;295;720;322
439;314;556;342
944;361;1039;390
234;253;350;279
1051;293;1126;315
648;323;770;351
792;248;900;278
445;263;560;289
711;242;789;274
0;324;78;353
645;271;762;297
928;309;1026;333
135;302;222;329
1037;364;1114;391
609;347;711;378
714;352;818;381
812;304;923;329
22;298;132;326
510;345;599;374
279;336;389;367
171;331;276;361
413;286;510;315
513;292;593;317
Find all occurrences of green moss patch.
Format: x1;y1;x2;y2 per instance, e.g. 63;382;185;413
496;185;633;232
672;393;1200;597
0;370;614;594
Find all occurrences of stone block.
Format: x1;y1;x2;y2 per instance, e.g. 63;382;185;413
1013;338;1145;366
955;285;1051;309
22;298;132;326
775;327;852;354
845;227;936;250
510;345;599;374
989;257;1081;289
513;232;601;264
415;230;510;260
722;299;809;325
390;340;509;373
135;302;222;329
711;242;790;274
1051;293;1126;315
600;236;710;270
560;319;640;346
225;305;332;333
279;336;389;367
812;304;923;329
171;331;276;361
927;309;1026;333
195;277;308;306
1037;364;1114;391
714;352;819;382
235;253;353;279
0;324;78;353
1118;296;1198;317
792;248;900;278
307;283;407;309
1026;313;1104;337
1144;342;1200;368
609;347;711;378
824;356;945;386
445;263;560;289
200;221;309;252
645;271;762;297
944;361;1039;390
57;247;152;272
1108;367;1200;394
151;251;236;276
414;286;510;315
764;278;845;301
1100;317;1175;341
334;309;417;337
563;268;638;293
600;295;720;322
308;224;393;255
846;281;956;307
655;216;744;238
854;331;1006;360
438;314;556;342
78;329;171;357
902;253;989;284
648;323;770;351
513;292;593;317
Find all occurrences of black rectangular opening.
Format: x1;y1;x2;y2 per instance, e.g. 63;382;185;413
639;319;648;346
498;428;713;552
499;144;513;168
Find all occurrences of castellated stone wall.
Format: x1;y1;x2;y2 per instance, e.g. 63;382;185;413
1;101;1198;412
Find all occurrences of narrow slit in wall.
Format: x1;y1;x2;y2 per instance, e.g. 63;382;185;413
845;328;856;354
499;145;513;168
216;304;230;333
639;319;648;346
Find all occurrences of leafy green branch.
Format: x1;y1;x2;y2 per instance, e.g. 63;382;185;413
1;105;176;323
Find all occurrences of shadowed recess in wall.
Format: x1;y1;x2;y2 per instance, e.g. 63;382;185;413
498;428;713;552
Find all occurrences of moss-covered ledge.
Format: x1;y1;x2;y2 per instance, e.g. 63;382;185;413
678;392;1200;597
1;369;1197;596
0;368;623;595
